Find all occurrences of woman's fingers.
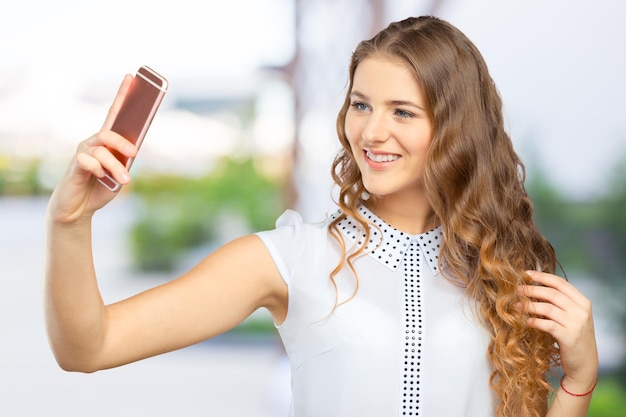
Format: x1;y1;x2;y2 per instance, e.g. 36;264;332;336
81;127;137;159
524;270;589;309
75;152;107;178
518;271;592;346
520;275;583;327
520;272;592;324
518;270;598;383
76;131;136;184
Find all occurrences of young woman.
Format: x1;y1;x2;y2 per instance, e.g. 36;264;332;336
45;16;598;417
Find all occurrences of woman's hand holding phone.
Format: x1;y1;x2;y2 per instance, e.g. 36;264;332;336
48;65;168;224
47;75;137;225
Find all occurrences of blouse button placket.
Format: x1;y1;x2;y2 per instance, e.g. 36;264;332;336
401;238;421;416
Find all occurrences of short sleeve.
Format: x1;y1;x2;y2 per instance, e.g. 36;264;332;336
255;209;307;286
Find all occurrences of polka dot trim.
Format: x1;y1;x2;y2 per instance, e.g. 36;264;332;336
331;206;442;275
402;240;421;415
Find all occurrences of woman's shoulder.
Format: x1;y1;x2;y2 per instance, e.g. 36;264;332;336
255;208;339;251
260;208;338;236
254;208;340;284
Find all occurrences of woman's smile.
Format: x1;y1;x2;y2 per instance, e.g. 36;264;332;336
364;149;401;165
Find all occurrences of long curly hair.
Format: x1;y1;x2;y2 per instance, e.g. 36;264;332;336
330;16;560;417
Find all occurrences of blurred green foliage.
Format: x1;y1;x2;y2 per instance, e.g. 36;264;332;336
528;163;626;283
587;378;626;417
0;156;44;195
128;156;287;271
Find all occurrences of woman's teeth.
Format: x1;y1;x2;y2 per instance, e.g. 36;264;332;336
366;150;399;162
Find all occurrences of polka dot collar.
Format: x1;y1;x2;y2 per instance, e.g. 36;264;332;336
331;205;443;275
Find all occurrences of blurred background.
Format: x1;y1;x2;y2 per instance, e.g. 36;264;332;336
1;0;625;415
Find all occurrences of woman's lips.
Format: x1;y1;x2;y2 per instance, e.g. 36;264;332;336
365;149;400;162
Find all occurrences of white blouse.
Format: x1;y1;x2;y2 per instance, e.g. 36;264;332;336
256;205;496;416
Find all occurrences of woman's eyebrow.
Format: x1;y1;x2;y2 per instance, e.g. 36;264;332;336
388;99;426;111
350;91;425;111
349;91;368;101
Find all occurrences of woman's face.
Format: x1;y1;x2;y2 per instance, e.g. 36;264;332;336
345;56;433;203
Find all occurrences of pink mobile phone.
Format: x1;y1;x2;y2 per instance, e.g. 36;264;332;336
97;65;168;192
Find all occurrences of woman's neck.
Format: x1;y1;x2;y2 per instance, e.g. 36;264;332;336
365;194;436;235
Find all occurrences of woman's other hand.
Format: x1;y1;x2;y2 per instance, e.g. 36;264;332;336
519;270;599;395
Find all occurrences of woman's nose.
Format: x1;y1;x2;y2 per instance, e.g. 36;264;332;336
361;112;390;144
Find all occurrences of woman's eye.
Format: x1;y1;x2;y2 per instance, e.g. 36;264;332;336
394;109;414;119
351;102;369;112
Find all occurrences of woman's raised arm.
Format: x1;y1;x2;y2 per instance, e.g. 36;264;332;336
44;76;287;372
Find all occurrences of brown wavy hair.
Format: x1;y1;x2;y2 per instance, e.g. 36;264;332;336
330;16;560;417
